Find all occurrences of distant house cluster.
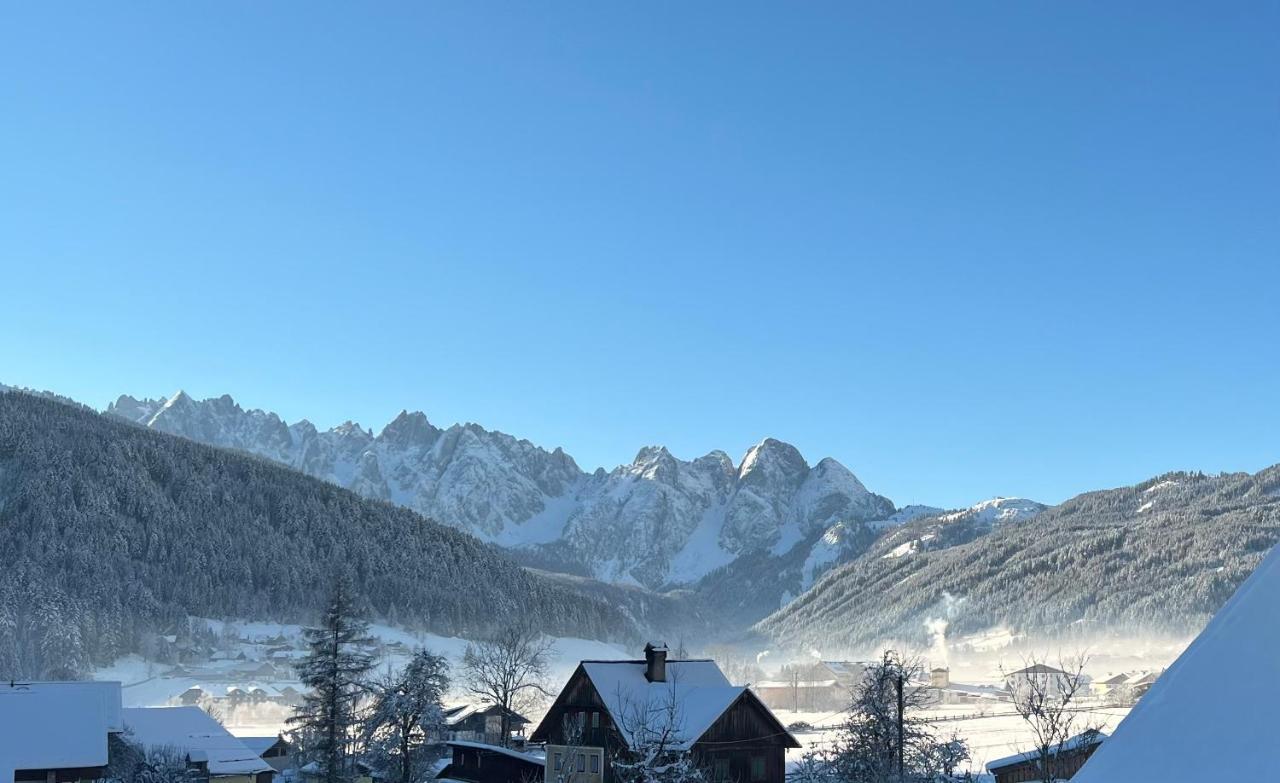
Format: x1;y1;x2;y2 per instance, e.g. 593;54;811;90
0;681;281;783
5;642;802;783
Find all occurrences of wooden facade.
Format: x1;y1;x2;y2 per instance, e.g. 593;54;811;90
988;734;1105;783
440;741;546;783
531;656;799;783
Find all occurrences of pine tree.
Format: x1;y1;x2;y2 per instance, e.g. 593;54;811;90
289;575;377;783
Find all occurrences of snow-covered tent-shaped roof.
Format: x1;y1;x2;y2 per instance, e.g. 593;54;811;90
122;706;272;776
1075;543;1280;781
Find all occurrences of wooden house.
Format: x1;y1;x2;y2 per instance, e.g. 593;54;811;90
438;740;546;783
241;736;291;774
444;703;531;746
530;643;800;783
986;730;1106;783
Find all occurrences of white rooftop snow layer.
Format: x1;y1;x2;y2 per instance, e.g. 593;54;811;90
986;729;1106;770
446;740;544;764
1074;542;1280;782
122;706;272;775
0;681;121;772
581;660;742;750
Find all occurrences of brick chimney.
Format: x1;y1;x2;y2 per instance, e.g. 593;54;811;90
644;642;668;683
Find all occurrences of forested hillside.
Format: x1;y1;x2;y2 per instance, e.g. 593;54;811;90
756;468;1280;650
0;393;655;679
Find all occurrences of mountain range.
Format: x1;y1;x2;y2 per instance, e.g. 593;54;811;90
0;392;700;680
104;391;952;595
7;381;1276;663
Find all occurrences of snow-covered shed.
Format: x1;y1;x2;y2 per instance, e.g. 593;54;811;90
985;729;1106;783
1074;542;1280;782
439;740;546;783
0;680;122;783
531;642;799;783
121;706;273;783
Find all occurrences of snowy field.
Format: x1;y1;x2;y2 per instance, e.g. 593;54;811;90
779;703;1131;777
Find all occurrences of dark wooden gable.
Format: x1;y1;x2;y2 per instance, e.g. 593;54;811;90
694;689;800;750
531;663;630;745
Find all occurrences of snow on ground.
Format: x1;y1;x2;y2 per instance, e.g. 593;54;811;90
94;619;630;737
490;492;578;547
780;703;1131;777
667;504;737;583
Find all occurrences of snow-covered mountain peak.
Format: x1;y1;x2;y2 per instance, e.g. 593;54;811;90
737;438;808;485
102;388;900;590
941;496;1044;525
379;410;438;447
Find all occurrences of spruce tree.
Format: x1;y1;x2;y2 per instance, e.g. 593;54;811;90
362;649;450;783
290;575;377;783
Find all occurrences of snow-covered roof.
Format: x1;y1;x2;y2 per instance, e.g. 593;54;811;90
753;679;839;689
0;681;121;772
818;661;865;678
1005;664;1068;677
580;660;745;751
239;736;285;756
446;740;544;765
941;682;1007;698
1075;542;1280;782
987;730;1107;770
122;706;272;775
443;702;528;726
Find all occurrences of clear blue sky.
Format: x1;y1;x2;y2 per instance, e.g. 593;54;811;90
2;2;1277;508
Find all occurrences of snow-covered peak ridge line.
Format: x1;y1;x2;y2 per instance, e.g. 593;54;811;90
103;389;895;588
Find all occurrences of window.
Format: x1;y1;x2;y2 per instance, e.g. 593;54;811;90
751;756;766;781
591;711;600;729
589;754;600;774
554;753;563;771
578;754;586;773
714;759;730;781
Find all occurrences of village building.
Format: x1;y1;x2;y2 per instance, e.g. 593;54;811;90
530;643;800;783
1090;673;1130;700
751;659;867;713
1003;663;1088;702
933;681;1008;706
120;706;274;783
986;729;1106;783
443;703;531;746
438;740;545;783
240;736;291;774
0;681;123;783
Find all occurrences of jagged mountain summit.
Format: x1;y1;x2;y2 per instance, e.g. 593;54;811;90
106;390;897;588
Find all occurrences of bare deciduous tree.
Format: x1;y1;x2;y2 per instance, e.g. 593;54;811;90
1003;652;1100;783
611;676;708;783
461;624;554;747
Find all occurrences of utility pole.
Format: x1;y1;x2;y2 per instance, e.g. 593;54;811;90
896;672;905;782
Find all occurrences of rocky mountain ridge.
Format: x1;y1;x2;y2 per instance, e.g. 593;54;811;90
106;390;902;589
